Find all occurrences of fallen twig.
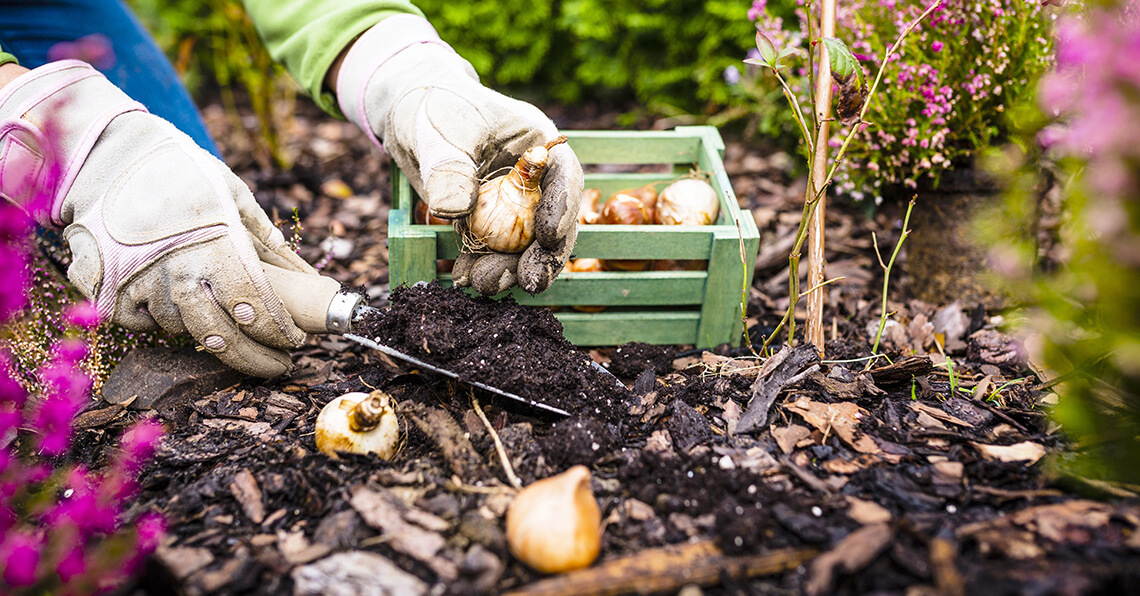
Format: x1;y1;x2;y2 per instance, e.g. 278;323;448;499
472;394;523;490
504;541;816;596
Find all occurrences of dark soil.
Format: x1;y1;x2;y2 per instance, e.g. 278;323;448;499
357;282;634;420
45;97;1140;596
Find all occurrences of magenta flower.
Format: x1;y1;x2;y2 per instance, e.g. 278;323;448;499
931;40;944;52
1;532;41;587
0;246;29;322
46;34;116;71
54;339;88;367
116;419;164;476
65;301;100;330
55;543;87;584
134;512;166;554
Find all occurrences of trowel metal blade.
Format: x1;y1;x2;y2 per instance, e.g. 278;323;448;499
343;333;571;417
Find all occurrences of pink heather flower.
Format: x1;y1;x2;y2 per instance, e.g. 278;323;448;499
0;362;26;408
117;419;164;476
54;338;89;367
1;532;41;587
47;34;116;71
65;301;101;330
32;368;88;456
56;543;87;583
747;0;768;21
931;40;944;52
135;512;166;554
0;246;29;322
46;468;117;536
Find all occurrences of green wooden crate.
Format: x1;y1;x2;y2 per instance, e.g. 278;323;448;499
387;126;760;348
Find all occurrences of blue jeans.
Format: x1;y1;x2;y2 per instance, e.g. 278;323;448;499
0;0;221;157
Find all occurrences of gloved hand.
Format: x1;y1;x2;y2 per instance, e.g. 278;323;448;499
335;14;583;296
0;60;317;378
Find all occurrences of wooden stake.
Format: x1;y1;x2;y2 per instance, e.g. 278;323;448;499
806;0;838;356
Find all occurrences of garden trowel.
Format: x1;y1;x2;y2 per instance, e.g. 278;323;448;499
263;264;571;417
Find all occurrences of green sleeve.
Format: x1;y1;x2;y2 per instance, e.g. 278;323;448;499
241;0;424;118
0;43;19;68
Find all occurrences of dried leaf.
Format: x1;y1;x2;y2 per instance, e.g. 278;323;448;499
786;398;880;456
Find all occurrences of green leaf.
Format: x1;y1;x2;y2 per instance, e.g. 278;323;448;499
755;31;777;66
820;38;861;84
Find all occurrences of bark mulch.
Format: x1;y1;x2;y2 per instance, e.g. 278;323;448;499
66;101;1140;595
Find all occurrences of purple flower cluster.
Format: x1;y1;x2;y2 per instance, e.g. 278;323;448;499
1039;6;1140;200
0;99;164;593
747;0;1054;202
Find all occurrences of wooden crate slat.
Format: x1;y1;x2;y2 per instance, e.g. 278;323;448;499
511;271;706;306
554;310;702;346
436;272;706;306
566;131;703;164
696;229;748;348
428;226;718;260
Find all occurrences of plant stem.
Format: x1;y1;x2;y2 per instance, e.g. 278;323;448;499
737;220;760;358
869;198;915;356
762;0;943;352
806;0;837;356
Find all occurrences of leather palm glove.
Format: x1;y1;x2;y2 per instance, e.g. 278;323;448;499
335;15;583;296
0;60;317;378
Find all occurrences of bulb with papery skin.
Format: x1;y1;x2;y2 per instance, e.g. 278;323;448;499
599;193;651;225
314;391;400;459
655;179;719;225
465;136;568;253
579;188;603;225
506;465;602;574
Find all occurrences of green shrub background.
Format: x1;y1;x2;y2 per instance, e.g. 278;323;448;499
418;0;756;114
128;0;766;121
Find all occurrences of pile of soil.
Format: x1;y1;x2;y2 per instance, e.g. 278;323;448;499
355;282;634;421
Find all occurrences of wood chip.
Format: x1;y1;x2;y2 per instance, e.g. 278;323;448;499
350;486;457;581
971;441;1046;465
278;530;332;565
910;401;975;428
292;551;428;596
772;424;812;455
229;469;265;524
805;523;893;596
155;544;213;579
846;497;892;524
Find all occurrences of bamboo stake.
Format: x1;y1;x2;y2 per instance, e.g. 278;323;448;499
806;0;837;356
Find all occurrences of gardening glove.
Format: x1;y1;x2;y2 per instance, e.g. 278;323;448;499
335;14;583;296
0;60;317;378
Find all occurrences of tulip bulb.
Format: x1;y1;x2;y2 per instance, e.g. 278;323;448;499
315;391;400;459
506;465;602;574
578;188;603;225
599;192;651;226
465;136;568;253
655;178;719;226
618;183;659;223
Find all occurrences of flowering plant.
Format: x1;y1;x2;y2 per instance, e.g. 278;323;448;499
980;2;1140;483
737;0;1054;203
0;83;166;591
